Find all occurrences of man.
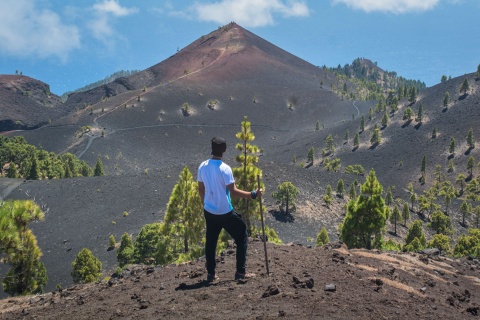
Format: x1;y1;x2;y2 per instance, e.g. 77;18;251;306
198;137;262;282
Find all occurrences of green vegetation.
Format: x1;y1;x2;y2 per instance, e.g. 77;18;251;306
0;136;94;179
1;200;47;296
323;184;333;207
454;229;480;257
339;169;387;249
272;181;300;215
71;248;102;284
94;157;105;177
307;147;315;164
327;58;426;101
232;116;262;234
316;227;330;246
345;164;365;176
117;233;134;267
460;78;470;95
404;220;427;252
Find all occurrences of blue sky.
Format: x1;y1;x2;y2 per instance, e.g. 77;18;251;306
0;0;478;95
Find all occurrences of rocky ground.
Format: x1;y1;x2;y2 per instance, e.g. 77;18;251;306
1;239;479;320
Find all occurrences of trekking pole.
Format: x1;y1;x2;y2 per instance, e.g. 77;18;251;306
257;174;270;276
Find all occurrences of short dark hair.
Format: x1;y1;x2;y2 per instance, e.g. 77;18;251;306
211;137;226;156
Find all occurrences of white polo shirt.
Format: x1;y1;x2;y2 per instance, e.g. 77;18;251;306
198;159;235;214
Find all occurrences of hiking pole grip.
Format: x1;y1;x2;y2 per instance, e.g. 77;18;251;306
257;174;270;276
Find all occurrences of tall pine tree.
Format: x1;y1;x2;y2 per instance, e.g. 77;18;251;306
340;169;388;249
233;116;263;234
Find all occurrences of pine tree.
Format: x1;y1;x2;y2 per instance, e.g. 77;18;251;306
432;127;438;139
385;186;393;207
370;124;381;145
477;64;480;78
428;211;453;235
404;220;426;250
1;200;47;296
427;234;451;254
94;158;105;176
117;233;135;267
360;114;365;132
339;169;387;249
336;179;345;198
460;201;471;226
353;133;360;148
315;226;330;246
460;78;470;95
441;75;447;83
449;137;456;155
466;128;475;150
390;96;398;114
349;183;357;199
7;163;18;178
315;121;320;131
27;155;40;180
272;181;299;215
408;86;417;103
390;205;401;234
421;155;427;178
323;184;333;207
448;159;455;172
344;129;349;143
108;235;116;249
443;91;450;109
416;103;423;123
325;134;335;154
71;248;102;284
402;107;415;121
368;107;373;121
233;116;263;235
381;111;389;127
456;173;466;194
467;156;475;176
163;166;204;257
307;147;315;163
402;202;410;226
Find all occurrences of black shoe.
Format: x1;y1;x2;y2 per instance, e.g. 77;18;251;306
207;273;218;282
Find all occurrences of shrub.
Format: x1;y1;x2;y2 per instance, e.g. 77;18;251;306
71;248;102;284
345;164;365;175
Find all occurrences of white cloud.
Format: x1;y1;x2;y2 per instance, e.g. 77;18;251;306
93;0;138;17
331;0;440;14
89;0;138;41
0;0;80;61
192;0;310;27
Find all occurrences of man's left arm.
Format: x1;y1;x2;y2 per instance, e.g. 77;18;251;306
198;181;205;205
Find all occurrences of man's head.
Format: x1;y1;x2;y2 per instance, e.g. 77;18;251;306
211;137;227;157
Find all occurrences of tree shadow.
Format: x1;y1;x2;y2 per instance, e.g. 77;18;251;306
387;231;401;238
414;122;422;130
369;142;379;150
442;107;448;113
401;120;412;128
270;210;295;223
381;125;387;130
447;154;454;160
459;93;469;101
464;148;473;156
305;162;313;169
352;146;358;152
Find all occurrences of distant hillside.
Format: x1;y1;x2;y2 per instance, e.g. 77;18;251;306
60;70;140;102
327;58;427;100
0;75;66;131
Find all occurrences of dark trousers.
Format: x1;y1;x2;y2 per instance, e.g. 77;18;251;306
204;209;248;275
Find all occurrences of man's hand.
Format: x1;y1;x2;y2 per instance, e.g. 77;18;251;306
256;188;263;198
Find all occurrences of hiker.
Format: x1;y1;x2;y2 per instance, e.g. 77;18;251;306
197;137;262;282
